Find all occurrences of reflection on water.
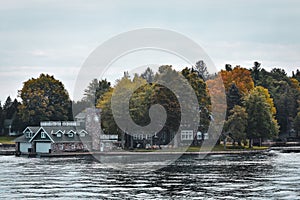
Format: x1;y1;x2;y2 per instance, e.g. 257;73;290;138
0;152;299;199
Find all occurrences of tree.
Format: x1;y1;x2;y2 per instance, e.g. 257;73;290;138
0;102;3;134
294;112;300;137
245;86;279;147
141;67;154;83
226;83;242;117
18;74;72;126
253;67;300;135
3;97;19;120
221;66;254;95
194;60;209;80
83;78;111;106
225;64;232;71
292;69;300;82
225;105;248;146
251;61;261;85
181;67;210;135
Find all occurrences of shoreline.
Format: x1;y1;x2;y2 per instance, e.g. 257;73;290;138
9;148;271;157
3;146;300;157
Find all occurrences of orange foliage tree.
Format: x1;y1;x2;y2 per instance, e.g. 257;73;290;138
220;66;254;95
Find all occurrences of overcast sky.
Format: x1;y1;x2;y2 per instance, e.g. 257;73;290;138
1;0;300;102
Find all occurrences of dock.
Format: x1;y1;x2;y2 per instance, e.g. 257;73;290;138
270;146;300;153
12;149;271;158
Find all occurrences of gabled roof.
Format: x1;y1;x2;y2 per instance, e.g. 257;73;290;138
67;130;76;134
52;130;65;135
78;129;88;134
19;125;92;144
23;126;40;134
29;127;55;143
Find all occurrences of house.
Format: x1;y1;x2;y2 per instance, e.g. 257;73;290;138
15;121;93;155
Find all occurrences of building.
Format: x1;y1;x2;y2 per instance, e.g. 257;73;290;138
15;121;93;155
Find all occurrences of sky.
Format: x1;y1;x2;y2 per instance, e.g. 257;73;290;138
0;0;300;102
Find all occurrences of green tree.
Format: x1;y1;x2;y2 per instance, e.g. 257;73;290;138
83;78;111;106
253;67;300;135
181;67;210;134
225;105;248;146
251;61;261;85
18;74;72;126
141;67;154;83
226;83;242;117
0;102;3;133
3;97;19;119
294;112;300;137
245;86;279;147
194;60;209;80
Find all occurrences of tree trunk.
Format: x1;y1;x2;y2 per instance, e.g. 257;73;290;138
249;138;253;148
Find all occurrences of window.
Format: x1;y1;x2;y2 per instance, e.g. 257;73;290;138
133;134;137;140
57;133;62;137
79;132;85;137
41;131;46;138
181;130;193;141
138;134;143;140
146;134;152;140
68;133;73;137
197;132;202;140
25;132;31;138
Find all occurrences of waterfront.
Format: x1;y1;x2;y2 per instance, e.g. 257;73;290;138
0;151;299;199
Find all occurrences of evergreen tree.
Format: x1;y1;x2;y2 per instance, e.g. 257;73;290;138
141;67;154;83
226;83;242;117
194;60;209;80
83;78;111;106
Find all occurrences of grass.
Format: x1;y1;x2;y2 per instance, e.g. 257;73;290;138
0;136;17;144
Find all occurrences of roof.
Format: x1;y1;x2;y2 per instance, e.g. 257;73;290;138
29;126;92;143
14;135;30;143
75;112;86;119
23;126;40;133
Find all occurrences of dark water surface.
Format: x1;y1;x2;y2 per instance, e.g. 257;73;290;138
0;151;299;199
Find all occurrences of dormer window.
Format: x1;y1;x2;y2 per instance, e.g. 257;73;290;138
79;132;85;137
25;131;31;138
68;133;73;137
41;131;46;138
57;133;62;137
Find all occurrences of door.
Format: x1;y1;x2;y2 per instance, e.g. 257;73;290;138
20;143;31;152
36;142;51;153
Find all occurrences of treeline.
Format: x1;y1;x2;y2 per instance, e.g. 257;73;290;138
1;62;300;147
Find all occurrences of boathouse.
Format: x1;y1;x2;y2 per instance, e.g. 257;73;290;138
15;121;93;154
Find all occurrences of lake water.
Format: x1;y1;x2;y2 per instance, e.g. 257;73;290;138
0;151;299;199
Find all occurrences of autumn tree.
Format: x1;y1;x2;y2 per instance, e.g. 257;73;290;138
253;67;300;135
18;74;72;126
221;66;254;95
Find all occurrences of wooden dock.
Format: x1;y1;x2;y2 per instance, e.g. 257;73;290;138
14;149;270;158
0;150;15;155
